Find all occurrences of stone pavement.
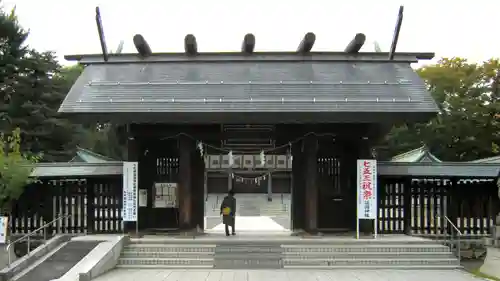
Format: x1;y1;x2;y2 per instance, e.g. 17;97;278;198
93;269;486;281
205;216;290;231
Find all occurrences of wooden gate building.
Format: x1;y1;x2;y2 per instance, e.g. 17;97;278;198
57;33;443;233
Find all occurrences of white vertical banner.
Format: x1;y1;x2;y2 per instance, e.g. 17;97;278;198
356;159;378;239
0;217;8;244
122;161;138;222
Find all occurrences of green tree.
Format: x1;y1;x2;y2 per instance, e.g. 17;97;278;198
0;7;81;161
78;123;125;160
377;58;500;161
0;128;40;213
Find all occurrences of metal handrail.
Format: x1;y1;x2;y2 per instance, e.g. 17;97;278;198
443;215;462;265
6;214;71;267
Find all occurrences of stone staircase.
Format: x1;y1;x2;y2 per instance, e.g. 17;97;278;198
117;240;216;268
205;193;290;217
116;236;461;270
214;243;282;269
282;240;460;269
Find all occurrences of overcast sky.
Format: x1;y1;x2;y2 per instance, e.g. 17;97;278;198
3;0;498;66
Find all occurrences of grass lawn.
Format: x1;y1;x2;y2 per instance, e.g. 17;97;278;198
470;269;500;281
462;259;500;281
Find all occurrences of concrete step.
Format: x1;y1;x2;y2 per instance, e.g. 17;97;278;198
260;210;289;214
282;251;455;259
117;257;214;267
121;251;214;259
215;246;283;253
127;237;445;246
283;264;462;269
116;264;214;269
282;244;450;252
124;243;216;250
215;253;283;260
214;243;283;269
282;258;458;267
214;259;281;269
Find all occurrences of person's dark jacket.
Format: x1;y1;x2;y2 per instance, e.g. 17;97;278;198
220;195;236;225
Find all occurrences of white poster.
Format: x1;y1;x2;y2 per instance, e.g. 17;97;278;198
357;159;377;220
122;162;138;221
153;182;178;208
0;216;8;244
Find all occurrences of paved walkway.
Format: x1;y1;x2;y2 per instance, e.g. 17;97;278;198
93;269;486;281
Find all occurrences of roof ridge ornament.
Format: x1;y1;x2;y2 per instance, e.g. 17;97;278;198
133;34;152;57
297;32;316;53
184;34;198;56
242;33;255;54
344;33;366;54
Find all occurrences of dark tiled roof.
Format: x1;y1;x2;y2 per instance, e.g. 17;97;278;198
32;162;123;177
469;155;500;163
390;145;442;163
59;59;438;115
31;161;500;178
378;162;500;178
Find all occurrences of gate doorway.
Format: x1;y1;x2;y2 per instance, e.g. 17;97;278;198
317;156;355;231
204;170;292;233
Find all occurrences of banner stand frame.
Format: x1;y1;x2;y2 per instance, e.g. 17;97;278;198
356;218;378;239
135;189;139;237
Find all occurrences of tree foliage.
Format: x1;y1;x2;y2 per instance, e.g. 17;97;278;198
0;7;81;161
0;128;40;213
378;58;500;161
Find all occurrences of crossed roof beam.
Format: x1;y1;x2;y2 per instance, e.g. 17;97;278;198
92;6;406;61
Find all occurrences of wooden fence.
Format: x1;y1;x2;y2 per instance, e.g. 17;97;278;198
378;177;499;236
10;176;123;235
8;175;499;236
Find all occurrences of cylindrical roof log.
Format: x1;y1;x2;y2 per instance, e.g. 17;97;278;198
344;33;366;54
242;33;255;53
133;34;152;57
297;32;316;53
184;34;198;56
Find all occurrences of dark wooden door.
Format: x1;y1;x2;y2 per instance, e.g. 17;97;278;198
138;140;180;230
317;157;355;231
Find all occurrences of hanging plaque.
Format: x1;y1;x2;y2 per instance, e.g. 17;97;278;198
138;189;148;207
153;182;178;208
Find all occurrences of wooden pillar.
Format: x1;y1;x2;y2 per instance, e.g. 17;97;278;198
228;169;233;191
304;134;319;233
86;179;95;234
403;177;412;235
342;139;359;231
446;177;459;235
291;140;305;231
138;139;154;231
41;179;55;236
178;135;193;230
267;172;272;201
191;149;205;231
